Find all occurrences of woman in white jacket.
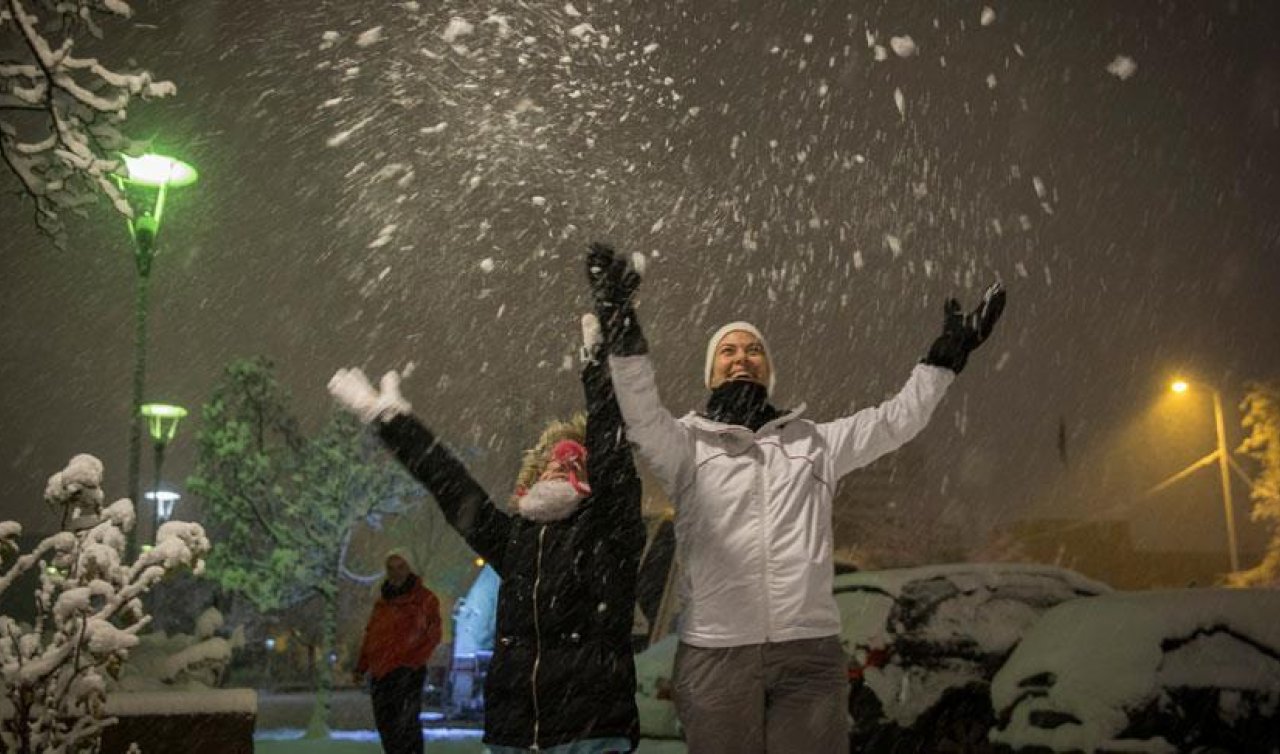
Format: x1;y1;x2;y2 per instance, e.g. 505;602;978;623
584;243;1006;754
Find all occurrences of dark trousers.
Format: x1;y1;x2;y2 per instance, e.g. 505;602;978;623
372;665;426;754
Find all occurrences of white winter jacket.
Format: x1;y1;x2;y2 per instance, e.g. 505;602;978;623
609;355;954;648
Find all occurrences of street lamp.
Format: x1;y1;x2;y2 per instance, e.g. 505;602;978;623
1151;379;1239;572
144;490;182;524
140;402;187;543
115;153;198;513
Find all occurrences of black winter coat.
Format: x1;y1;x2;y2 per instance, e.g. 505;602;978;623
377;360;644;750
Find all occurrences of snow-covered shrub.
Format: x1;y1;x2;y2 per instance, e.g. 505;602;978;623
114;607;246;691
0;455;210;754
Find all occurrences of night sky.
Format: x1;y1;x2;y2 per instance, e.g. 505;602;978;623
2;0;1278;568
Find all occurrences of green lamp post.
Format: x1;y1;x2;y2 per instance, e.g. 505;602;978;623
116;153;198;513
140;402;187;543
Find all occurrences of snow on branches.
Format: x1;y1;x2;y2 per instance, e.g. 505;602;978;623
1229;380;1280;589
0;454;209;754
0;0;175;246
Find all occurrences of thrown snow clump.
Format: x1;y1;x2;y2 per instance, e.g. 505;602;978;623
1106;55;1138;80
441;17;475;43
889;36;916;57
355;26;383;47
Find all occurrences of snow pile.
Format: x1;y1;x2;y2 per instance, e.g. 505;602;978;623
113;607;247;691
0;455;211;754
835;563;1109;727
105;688;257;718
990;589;1280;753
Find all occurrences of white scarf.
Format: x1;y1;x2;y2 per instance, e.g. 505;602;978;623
516;479;585;522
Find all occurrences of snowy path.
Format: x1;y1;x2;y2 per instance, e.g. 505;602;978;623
255;730;687;753
253;691;686;752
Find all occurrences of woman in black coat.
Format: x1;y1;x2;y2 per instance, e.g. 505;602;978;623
329;316;645;753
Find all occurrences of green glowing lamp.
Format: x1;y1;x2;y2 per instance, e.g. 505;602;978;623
115;152;199;264
140;403;188;446
121;153;199;188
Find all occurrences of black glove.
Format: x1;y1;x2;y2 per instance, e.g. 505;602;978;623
585;242;647;356
923;281;1006;374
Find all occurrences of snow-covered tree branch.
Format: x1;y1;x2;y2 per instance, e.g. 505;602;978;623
0;454;209;754
1229;381;1280;588
0;0;175;246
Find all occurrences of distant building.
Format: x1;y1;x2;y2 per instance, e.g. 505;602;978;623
989;518;1263;589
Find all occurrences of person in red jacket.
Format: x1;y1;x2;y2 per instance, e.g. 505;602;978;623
355;549;442;754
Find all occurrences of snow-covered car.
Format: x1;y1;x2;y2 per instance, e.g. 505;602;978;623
989;588;1280;754
835;563;1110;752
634;634;681;740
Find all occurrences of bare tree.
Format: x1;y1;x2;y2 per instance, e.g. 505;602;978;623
0;0;174;245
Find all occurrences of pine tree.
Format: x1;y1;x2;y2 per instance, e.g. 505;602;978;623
1229;380;1280;588
187;357;420;737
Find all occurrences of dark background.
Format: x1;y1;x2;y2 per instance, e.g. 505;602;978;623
2;0;1278;570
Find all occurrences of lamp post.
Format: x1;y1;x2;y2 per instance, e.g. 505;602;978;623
1155;379;1239;572
144;490;181;523
140;402;187;544
115;153;198;512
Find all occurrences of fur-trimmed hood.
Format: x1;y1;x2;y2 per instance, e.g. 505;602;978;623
511;413;587;504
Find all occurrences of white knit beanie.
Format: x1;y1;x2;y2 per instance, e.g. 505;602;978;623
704;321;776;397
384;547;418;574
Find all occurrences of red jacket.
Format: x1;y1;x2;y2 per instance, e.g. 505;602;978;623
356;578;442;680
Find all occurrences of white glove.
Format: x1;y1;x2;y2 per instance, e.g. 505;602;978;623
580;313;602;365
327;368;411;424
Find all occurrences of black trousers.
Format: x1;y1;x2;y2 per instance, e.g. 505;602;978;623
371;665;426;754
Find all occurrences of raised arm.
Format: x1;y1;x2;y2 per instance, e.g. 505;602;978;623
819;364;954;478
377;413;513;570
329;368;513;572
822;282;1006;479
580;321;638;505
585;243;694;497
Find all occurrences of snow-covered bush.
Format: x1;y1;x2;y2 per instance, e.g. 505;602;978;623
0;455;210;754
113;607;246;691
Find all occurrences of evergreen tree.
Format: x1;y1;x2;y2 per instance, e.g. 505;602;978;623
1229;380;1280;588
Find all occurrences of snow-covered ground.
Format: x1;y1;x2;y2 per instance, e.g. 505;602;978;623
253;692;686;753
254;729;686;753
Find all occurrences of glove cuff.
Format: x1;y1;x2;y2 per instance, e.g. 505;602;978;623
922;344;966;374
609;307;649;357
371;394;411;424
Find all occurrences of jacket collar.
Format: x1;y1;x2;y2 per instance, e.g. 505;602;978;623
683;403;807;436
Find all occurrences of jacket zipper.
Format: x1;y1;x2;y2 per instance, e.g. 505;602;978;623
530;524;547;749
754;448;772;642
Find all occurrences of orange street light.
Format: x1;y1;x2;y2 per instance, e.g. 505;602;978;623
1156;378;1238;572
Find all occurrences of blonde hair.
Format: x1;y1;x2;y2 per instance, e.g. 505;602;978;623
511;413;587;504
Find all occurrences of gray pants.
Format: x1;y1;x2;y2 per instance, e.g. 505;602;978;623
673;636;849;754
